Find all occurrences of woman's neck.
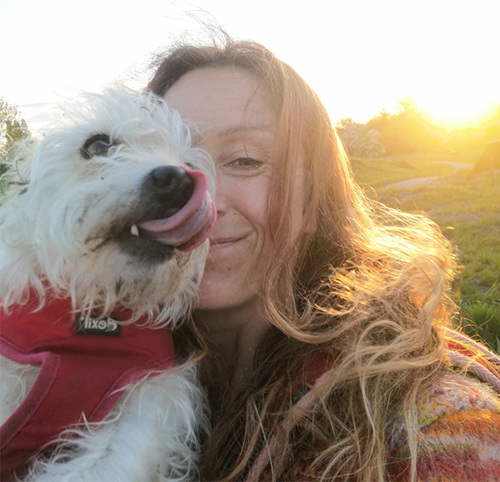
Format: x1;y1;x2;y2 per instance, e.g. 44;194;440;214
194;301;268;384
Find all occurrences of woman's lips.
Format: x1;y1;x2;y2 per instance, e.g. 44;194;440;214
209;236;242;253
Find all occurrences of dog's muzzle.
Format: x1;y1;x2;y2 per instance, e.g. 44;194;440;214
136;166;216;252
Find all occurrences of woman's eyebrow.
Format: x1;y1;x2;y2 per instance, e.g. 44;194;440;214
190;124;274;145
217;124;273;138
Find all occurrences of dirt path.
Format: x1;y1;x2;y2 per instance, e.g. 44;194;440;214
382;161;470;189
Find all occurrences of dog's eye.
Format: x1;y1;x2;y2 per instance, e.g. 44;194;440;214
80;134;116;159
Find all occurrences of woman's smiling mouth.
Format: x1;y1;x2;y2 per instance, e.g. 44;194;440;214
209;236;243;252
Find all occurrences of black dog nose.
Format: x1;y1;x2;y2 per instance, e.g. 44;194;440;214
142;166;195;218
151;166;193;193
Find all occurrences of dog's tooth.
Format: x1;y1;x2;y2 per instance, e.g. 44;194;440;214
130;225;139;237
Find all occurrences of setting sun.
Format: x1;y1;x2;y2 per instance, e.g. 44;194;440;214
415;89;499;131
420;104;498;131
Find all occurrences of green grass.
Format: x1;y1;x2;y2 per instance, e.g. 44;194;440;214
459;301;500;354
353;155;500;352
384;149;482;164
351;157;452;188
351;149;482;189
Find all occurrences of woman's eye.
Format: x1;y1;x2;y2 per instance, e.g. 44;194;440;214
80;134;117;159
227;157;265;171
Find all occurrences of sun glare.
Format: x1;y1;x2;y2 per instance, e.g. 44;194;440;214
408;56;500;131
417;95;499;131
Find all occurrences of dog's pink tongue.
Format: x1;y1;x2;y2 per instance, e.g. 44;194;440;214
137;169;216;251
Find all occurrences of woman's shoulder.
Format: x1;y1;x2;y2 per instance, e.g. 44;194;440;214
388;369;500;481
416;369;500;423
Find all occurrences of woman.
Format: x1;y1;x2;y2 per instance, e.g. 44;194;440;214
147;33;500;481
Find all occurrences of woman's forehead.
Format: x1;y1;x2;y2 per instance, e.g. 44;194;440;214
164;67;276;132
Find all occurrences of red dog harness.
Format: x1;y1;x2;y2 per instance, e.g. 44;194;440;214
0;296;177;480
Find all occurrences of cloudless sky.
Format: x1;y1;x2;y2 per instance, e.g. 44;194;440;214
1;0;499;133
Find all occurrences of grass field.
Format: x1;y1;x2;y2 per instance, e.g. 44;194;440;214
352;150;500;352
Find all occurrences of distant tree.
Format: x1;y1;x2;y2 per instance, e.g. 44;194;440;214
445;128;484;152
482;106;500;141
336;118;385;158
1;97;31;174
445;106;500;152
367;99;445;156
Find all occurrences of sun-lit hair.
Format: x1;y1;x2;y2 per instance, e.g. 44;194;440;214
147;31;468;481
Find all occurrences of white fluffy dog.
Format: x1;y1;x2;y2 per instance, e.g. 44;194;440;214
0;89;216;481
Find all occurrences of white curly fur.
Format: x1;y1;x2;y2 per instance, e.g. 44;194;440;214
0;88;214;481
0;88;215;325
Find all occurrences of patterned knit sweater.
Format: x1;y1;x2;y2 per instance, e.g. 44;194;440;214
387;370;500;481
244;330;500;481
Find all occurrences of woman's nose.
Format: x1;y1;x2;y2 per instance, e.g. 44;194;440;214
214;174;229;215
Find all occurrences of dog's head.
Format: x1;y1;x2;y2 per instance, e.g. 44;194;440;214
0;88;216;326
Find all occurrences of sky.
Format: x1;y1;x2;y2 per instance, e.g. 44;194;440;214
1;0;499;135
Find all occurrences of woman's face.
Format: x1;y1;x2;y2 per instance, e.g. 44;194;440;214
164;67;306;317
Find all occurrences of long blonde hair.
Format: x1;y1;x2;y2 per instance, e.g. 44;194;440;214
149;32;459;481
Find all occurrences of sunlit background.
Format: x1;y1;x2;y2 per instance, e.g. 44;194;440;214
1;0;499;134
